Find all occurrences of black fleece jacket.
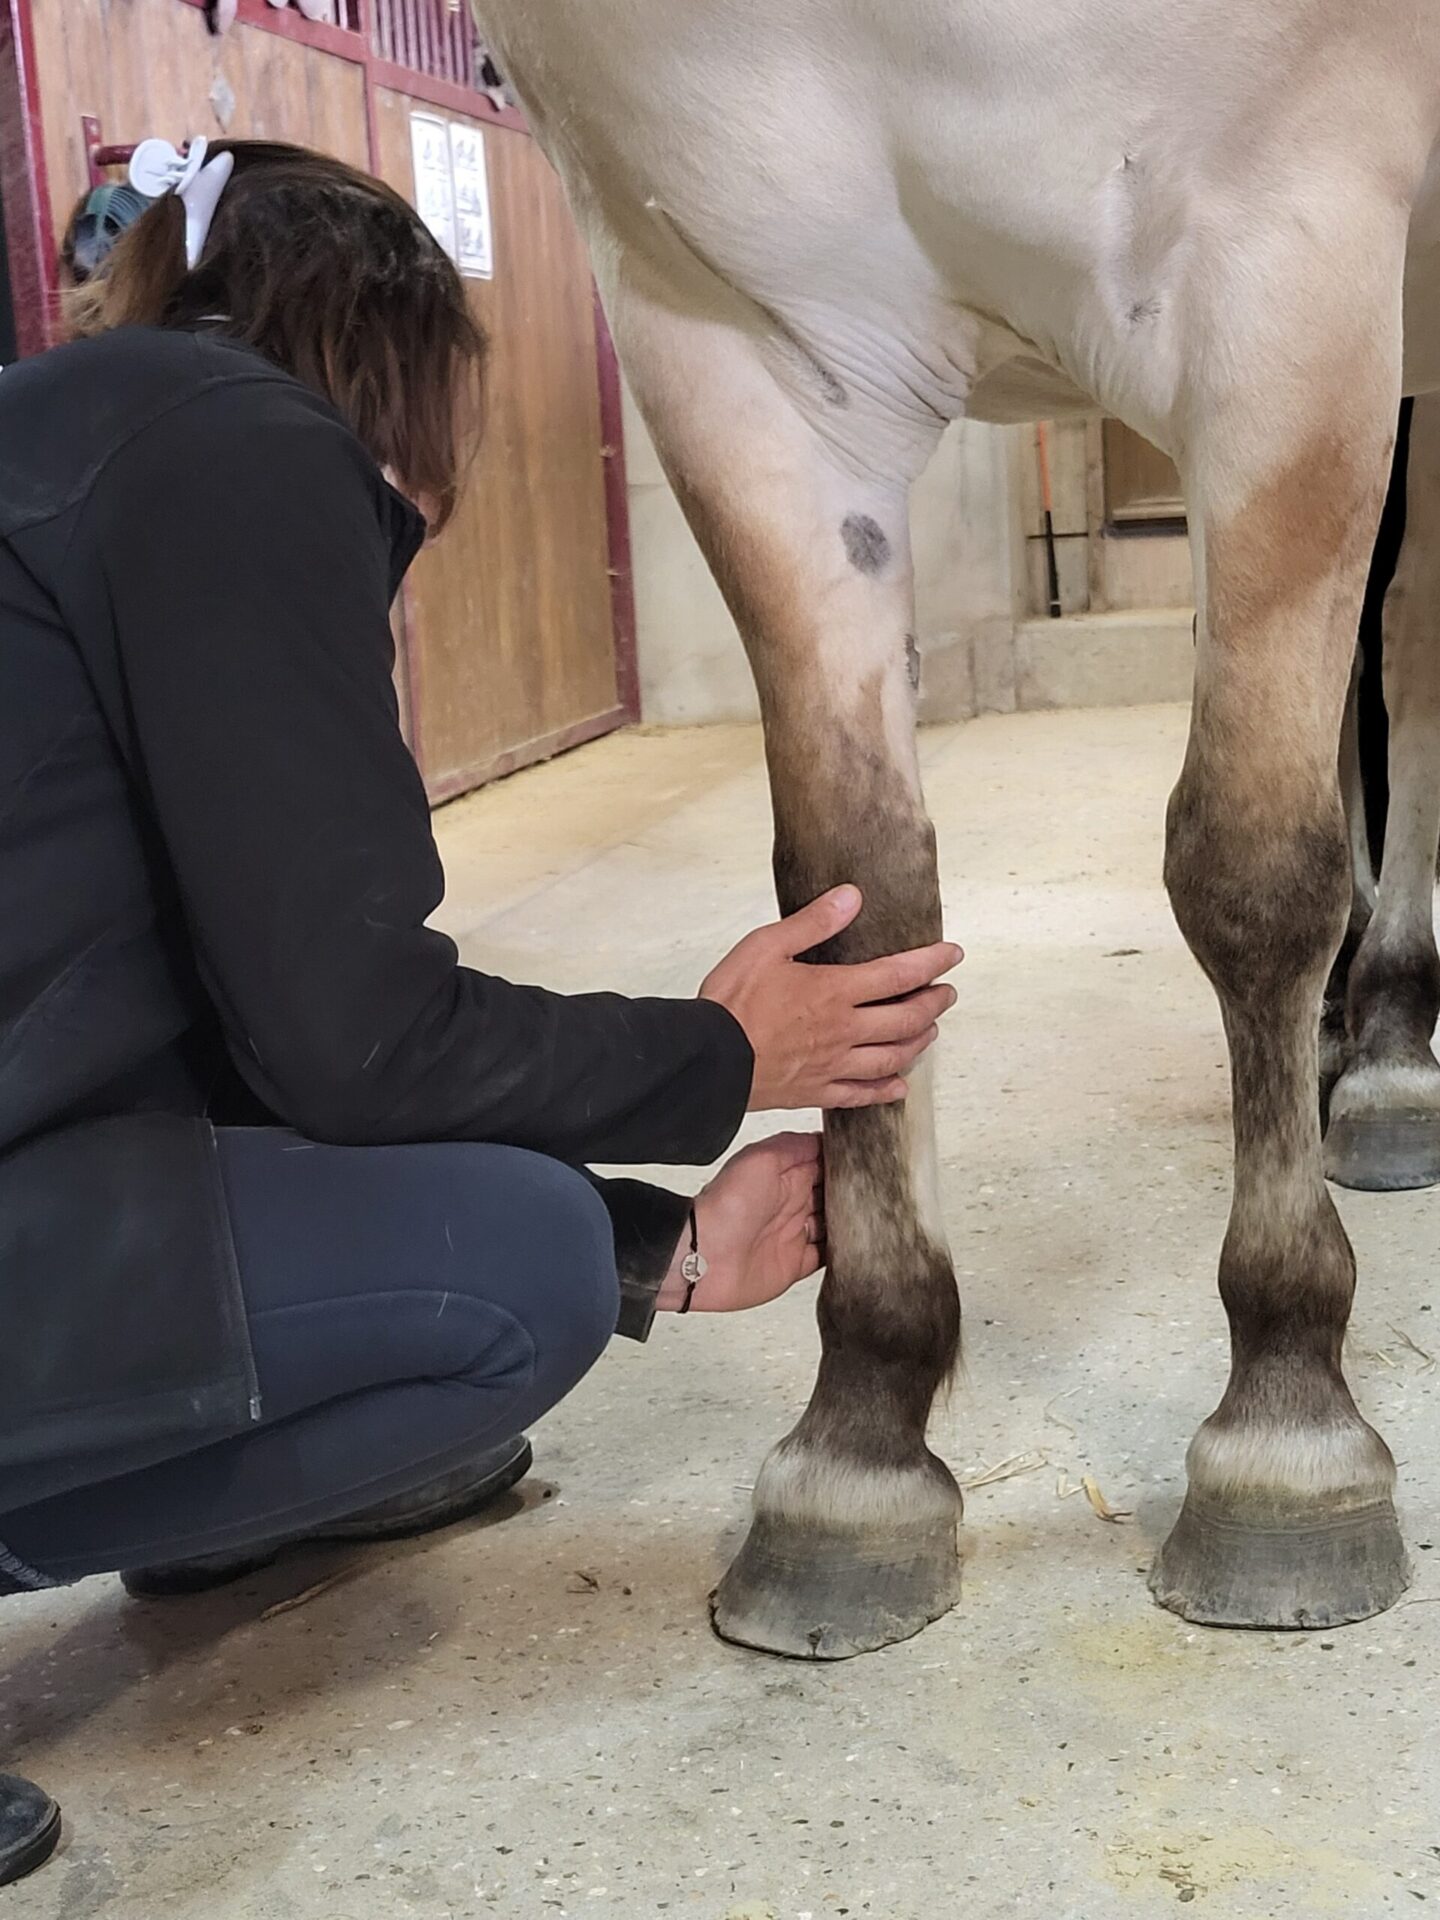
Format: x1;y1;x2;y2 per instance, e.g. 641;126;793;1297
0;326;752;1507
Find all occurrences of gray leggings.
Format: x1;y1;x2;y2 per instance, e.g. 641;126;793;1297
0;1129;621;1584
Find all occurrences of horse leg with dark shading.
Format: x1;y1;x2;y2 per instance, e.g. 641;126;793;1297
1320;654;1377;1122
1327;396;1440;1191
1152;230;1411;1627
606;266;963;1658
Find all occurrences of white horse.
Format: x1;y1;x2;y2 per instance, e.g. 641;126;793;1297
470;0;1440;1656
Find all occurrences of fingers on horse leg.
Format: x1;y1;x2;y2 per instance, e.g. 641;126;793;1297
1328;397;1440;1189
715;1091;963;1659
1156;348;1409;1627
612;291;964;1653
726;693;962;1657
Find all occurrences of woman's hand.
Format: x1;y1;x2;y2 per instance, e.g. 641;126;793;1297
657;1132;824;1314
700;887;961;1112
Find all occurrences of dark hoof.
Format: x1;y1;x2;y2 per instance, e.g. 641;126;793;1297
711;1512;962;1659
1324;1109;1440;1191
1150;1490;1410;1629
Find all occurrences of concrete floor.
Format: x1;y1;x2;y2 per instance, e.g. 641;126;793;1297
7;705;1440;1919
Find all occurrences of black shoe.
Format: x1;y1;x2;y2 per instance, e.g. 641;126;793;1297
121;1436;533;1598
0;1774;61;1886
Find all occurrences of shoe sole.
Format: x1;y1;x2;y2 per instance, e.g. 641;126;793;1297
310;1438;534;1544
124;1440;534;1597
0;1801;61;1886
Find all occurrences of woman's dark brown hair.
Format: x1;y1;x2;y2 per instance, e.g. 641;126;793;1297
69;141;485;528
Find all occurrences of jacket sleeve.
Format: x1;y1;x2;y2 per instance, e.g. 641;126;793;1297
84;377;753;1165
588;1174;692;1341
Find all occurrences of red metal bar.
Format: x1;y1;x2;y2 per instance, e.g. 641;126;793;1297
440;2;456;84
0;0;57;354
367;55;527;129
175;0;364;61
83;114;105;188
90;139;139;180
455;5;472;86
372;0;393;62
593;292;641;723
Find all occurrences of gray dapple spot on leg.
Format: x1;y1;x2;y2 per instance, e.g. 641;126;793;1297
905;633;921;692
841;513;891;575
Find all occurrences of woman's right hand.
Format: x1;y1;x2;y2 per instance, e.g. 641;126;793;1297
699;886;961;1111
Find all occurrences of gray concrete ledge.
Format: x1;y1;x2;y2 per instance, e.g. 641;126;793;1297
1016;608;1195;710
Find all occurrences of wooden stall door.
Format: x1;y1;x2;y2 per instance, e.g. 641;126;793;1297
373;90;623;801
17;0;630;804
26;0;371;213
1102;419;1185;526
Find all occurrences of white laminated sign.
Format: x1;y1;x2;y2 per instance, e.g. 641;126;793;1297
409;112;457;264
410;110;495;281
449;121;494;279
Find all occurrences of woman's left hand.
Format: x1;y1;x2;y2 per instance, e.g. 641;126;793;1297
657;1132;824;1314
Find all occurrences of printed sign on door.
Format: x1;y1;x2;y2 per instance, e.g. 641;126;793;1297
449;122;494;279
410;110;494;282
409;112;457;264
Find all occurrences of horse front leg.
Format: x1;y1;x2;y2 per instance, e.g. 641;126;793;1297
609;267;961;1657
719;678;962;1660
1152;211;1411;1626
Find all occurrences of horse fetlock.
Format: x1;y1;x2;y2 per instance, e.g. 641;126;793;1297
750;1428;963;1535
1184;1407;1396;1506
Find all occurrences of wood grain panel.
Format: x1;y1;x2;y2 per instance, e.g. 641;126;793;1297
28;0;110;221
373;86;619;794
1103;419;1186;525
26;4;615;794
29;0;367;235
304;41;368;162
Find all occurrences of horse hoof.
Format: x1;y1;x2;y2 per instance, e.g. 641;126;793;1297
1149;1489;1410;1629
1323;1109;1440;1191
711;1512;962;1659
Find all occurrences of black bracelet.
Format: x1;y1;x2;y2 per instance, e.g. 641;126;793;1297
677;1206;708;1313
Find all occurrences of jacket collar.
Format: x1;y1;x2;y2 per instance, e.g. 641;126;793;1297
382;483;427;605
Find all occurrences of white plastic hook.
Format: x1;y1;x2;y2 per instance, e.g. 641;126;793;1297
128;135;234;268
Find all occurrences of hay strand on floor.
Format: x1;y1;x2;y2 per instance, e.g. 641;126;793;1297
259;1565;362;1620
1390;1325;1437;1371
961;1449;1048;1490
1081;1475;1132;1523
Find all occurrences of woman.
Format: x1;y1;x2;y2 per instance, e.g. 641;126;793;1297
0;140;958;1882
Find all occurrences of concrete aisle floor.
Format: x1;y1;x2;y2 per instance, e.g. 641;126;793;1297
6;706;1440;1920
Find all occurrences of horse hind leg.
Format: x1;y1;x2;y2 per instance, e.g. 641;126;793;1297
1326;396;1440;1191
1320;644;1378;1124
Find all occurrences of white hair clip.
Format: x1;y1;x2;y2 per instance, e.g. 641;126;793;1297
128;135;235;269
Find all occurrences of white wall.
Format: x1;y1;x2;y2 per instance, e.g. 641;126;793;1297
621;381;1026;726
